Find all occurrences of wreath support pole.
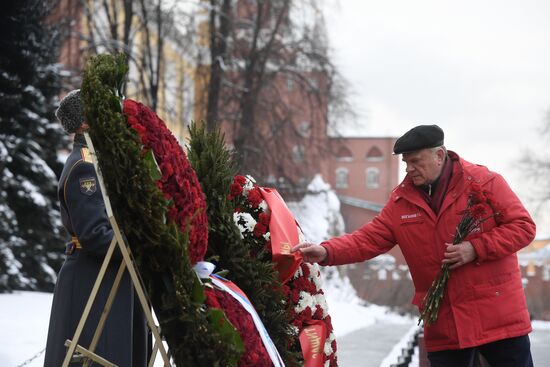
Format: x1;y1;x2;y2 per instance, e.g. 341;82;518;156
61;133;171;367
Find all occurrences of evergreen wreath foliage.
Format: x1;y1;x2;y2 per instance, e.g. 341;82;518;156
187;123;300;366
80;54;242;366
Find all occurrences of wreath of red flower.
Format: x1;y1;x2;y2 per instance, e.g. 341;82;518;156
204;287;272;367
123;99;208;265
229;175;338;366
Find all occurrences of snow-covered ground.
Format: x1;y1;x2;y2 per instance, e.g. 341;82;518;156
4;289;550;367
0;278;410;367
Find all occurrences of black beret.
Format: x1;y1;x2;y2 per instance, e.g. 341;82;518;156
393;124;444;154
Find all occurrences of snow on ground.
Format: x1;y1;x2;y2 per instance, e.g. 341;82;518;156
378;323;419;367
0;272;410;366
0;275;413;367
6;288;548;366
532;320;550;330
0;291;51;367
3;281;550;366
321;267;414;338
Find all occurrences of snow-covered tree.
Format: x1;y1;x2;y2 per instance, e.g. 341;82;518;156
0;0;66;292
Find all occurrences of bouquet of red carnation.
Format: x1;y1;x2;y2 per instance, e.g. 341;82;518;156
419;183;502;325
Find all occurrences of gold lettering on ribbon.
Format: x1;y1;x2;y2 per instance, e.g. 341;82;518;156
280;241;291;255
304;328;321;359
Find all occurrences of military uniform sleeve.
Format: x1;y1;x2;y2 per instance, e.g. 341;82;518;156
321;200;396;266
65;160;114;257
470;173;536;262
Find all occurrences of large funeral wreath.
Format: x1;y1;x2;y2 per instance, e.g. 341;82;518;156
81;54;243;366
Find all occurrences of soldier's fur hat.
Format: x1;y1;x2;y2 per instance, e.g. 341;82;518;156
56;89;84;134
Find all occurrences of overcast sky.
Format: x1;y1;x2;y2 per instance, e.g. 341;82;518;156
323;0;550;232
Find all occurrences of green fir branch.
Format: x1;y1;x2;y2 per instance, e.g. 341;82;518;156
187;122;301;366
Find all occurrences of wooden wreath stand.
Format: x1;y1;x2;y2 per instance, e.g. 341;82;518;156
62;133;171;367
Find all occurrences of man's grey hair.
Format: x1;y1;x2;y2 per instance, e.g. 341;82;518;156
430;145;447;156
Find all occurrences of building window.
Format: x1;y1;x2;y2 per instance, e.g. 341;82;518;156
287;76;294;91
292;145;305;162
366;167;380;189
335;167;349;188
335;146;353;162
266;174;277;185
298;121;311;138
366;146;384;162
527;262;536;277
308;77;318;90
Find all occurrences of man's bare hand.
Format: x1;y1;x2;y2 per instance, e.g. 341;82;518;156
291;242;327;264
442;241;477;269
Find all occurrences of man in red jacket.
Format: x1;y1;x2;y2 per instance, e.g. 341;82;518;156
292;125;535;367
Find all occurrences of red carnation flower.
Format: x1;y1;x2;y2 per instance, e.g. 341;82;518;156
258;212;270;225
247;188;262;208
204;288;222;309
233;175;247;186
124;100;139;116
253;223;267;237
301;263;310;278
230;182;243;197
470;203;487;220
211;288;272;367
469;183;487;204
313;305;323;320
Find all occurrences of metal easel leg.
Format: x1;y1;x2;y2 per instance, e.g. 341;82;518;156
110;219;171;366
62;237;118;367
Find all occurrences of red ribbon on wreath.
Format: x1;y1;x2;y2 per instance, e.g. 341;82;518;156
258;187;302;284
299;320;328;367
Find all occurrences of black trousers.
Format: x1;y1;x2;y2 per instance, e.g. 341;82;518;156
427;335;533;367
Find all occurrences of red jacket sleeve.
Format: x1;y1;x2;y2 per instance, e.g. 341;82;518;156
321;201;397;266
470;173;536;262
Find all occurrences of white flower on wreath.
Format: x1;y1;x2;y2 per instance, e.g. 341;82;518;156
295;291;316;313
324;331;336;364
233;212;257;235
293;265;304;279
315;293;329;317
242;175;255;195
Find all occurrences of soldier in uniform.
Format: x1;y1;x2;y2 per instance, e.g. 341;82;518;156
44;90;148;366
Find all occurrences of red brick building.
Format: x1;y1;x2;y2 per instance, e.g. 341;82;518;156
325;136;399;231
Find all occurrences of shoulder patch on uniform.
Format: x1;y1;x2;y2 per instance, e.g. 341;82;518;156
80;147;93;164
79;177;97;195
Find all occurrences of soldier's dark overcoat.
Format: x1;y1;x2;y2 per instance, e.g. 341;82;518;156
44;134;147;366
